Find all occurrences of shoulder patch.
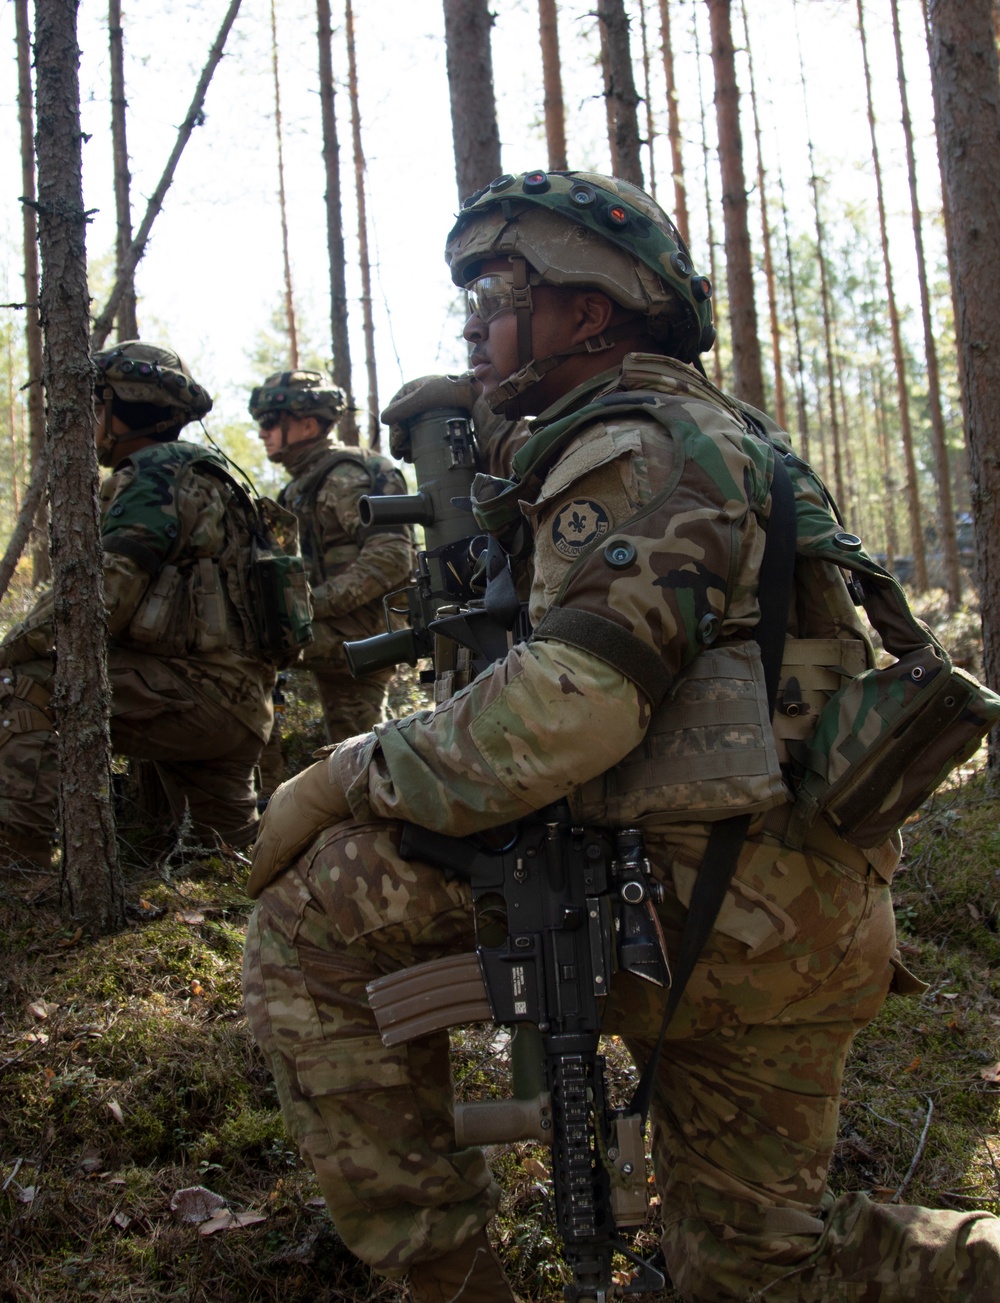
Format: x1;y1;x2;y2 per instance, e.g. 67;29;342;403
551;498;611;559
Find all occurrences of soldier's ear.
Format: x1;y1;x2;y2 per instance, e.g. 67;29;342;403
570;290;615;344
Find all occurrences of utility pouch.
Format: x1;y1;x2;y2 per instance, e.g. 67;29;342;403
127;564;186;653
787;561;1000;848
191;557;229;652
235;495;313;663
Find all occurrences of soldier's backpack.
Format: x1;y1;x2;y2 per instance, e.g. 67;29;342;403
106;441;313;665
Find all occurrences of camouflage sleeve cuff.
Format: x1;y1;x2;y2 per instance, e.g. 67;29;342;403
327;731;382;821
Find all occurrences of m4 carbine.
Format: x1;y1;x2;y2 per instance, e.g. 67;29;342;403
367;806;670;1303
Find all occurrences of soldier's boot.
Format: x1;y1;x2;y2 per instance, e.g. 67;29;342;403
406;1227;518;1302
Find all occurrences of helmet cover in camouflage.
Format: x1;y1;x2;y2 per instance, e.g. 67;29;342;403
248;370;346;426
92;340;213;424
445;170;716;362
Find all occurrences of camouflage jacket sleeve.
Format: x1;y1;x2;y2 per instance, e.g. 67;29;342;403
328;396;770;836
309;460;414;620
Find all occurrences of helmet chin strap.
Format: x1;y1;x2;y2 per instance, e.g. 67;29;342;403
486;255;636;419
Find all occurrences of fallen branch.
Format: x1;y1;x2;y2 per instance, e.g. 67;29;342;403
0;446;48;605
891;1096;934;1203
90;0;244;348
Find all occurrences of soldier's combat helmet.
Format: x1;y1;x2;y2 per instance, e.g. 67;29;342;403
445;170;715;415
248;370;345;428
93;340;213;437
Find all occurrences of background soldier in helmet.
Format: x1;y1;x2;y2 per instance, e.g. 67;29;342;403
249;372;415;783
0;341;277;865
242;174;1000;1302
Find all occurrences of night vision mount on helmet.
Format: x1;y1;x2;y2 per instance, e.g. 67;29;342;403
248;370;346;427
445;170;716;417
93;340;213;436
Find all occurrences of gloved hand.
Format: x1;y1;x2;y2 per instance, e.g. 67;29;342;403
381;373;477;459
246;757;351;899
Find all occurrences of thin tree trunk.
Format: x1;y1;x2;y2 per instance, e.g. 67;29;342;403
926;0;1000;758
693;4;723;388
706;0;764;409
6;343;21;516
597;0;644;187
270;0;299;368
108;0;138;341
858;0;928;592
33;0;123;934
794;4;846;514
658;0;690;246
345;0;379;449
777;163;810;459
316;0;358;444
15;0;49;586
637;0;657;197
538;0;568;172
891;0;962;608
739;0;785;426
0;447;49;606
442;0;502;202
91;0;243;350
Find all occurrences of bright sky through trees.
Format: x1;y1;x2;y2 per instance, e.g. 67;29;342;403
0;0;942;445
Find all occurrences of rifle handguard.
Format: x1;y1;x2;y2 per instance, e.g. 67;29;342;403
367;952;492;1045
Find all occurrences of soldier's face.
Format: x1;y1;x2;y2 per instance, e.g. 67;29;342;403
257;413;320;459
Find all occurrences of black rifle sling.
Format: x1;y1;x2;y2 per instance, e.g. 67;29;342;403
628;451;798;1121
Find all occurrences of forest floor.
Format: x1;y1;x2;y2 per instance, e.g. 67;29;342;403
1;595;999;1302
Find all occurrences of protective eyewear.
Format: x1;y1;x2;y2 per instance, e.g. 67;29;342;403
257;412;283;432
464;272;533;326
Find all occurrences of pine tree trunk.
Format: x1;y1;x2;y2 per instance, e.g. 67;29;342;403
316;0;358;443
692;4;723;389
637;0;657;196
706;0;764;409
15;0;49;586
538;0;567;172
108;0;138;341
33;0;123;934
345;0;379;449
442;0;501;201
597;0;643;187
794;15;846;515
739;0;785;426
271;0;299;369
926;0;1000;760
777;165;810;461
891;0;962;608
658;0;690;246
858;0;928;591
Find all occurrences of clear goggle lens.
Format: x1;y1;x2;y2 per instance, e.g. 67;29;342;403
465;274;518;325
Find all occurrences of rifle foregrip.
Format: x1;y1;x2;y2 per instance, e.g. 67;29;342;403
455;1093;554;1146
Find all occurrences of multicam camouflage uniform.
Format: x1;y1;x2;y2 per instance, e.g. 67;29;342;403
0;344;275;856
277;438;414;742
243;175;1000;1301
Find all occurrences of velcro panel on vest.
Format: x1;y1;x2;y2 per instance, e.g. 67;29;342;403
772;637;868;766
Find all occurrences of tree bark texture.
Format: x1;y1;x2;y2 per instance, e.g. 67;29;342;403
538;0;568;172
316;0;358;443
15;0;50;585
706;0;764;409
270;0;299;369
926;0;1000;758
891;0;962;608
345;0;379;448
442;0;501;202
33;0;124;934
776;164;810;462
658;0;690;245
693;4;723;389
108;0;138;341
597;0;643;187
637;0;657;197
857;0;927;592
91;0;243;350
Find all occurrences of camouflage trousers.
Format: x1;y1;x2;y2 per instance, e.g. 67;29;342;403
0;657;263;851
242;816;1000;1300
